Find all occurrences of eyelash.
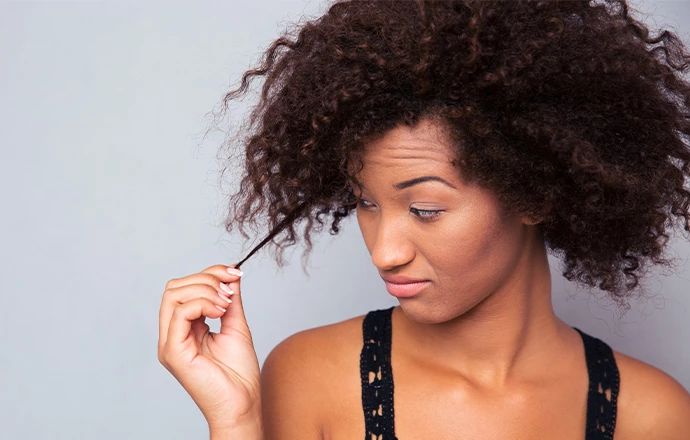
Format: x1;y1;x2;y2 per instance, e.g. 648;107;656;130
356;199;444;222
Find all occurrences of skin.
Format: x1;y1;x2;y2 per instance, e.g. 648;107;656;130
350;116;565;388
352;116;587;438
259;116;690;439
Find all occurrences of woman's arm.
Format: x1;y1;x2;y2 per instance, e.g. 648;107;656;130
209;414;264;440
631;371;690;438
614;351;690;439
259;330;328;440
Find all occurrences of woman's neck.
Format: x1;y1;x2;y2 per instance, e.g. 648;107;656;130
392;235;574;390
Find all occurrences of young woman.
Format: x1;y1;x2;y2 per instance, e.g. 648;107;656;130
157;1;690;438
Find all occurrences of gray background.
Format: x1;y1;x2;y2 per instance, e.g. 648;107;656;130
1;1;689;438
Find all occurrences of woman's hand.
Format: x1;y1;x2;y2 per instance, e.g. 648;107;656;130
157;263;262;432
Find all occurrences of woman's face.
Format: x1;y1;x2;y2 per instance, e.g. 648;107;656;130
350;117;538;324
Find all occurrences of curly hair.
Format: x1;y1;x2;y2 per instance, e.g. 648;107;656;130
211;0;690;311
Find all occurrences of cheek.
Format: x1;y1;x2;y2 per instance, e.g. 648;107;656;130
422;210;519;287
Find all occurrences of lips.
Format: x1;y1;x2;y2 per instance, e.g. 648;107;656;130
383;280;430;298
380;274;428;284
380;274;430;298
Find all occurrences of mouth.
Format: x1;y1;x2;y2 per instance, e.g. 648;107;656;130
383;279;431;298
380;274;429;284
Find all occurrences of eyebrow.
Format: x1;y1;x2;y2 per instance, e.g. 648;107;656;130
393;175;457;190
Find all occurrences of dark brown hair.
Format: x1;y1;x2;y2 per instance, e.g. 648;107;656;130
212;0;690;311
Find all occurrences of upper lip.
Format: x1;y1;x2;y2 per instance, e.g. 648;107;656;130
381;274;429;284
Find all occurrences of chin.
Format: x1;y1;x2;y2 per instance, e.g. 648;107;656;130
396;300;458;325
397;294;489;325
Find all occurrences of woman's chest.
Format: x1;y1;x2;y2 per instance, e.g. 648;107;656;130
320;360;590;440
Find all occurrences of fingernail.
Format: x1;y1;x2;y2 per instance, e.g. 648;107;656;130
219;282;235;296
218;292;233;304
215;305;227;313
226;267;243;277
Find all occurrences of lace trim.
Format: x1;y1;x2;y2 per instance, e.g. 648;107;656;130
360;307;398;440
573;327;620;440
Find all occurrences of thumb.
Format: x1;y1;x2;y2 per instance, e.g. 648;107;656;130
219;263;251;337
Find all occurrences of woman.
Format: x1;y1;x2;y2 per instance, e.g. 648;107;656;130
157;0;690;438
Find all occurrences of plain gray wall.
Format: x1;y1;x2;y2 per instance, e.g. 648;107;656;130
1;1;689;438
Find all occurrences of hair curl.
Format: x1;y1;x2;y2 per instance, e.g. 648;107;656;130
212;0;690;311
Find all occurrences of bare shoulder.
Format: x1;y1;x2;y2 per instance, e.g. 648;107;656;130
259;312;366;439
262;312;365;379
613;349;690;439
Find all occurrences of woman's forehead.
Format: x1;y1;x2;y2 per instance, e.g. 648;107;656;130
347;153;461;190
360;144;455;164
350;141;459;178
346;118;462;184
363;118;454;152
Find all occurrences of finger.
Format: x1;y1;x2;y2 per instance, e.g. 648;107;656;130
191;318;210;343
165;267;242;290
159;263;241;348
192;266;245;334
159;283;235;349
167;297;226;348
216;263;251;338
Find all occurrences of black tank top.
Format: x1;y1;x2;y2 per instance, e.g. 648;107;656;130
360;306;620;440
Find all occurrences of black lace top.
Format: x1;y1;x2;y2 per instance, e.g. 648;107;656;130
360;306;620;440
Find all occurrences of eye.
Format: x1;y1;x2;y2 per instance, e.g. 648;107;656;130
356;198;374;209
410;207;444;221
358;199;444;222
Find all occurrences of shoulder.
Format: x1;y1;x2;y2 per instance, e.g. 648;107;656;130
259;311;367;438
262;310;366;370
612;349;690;439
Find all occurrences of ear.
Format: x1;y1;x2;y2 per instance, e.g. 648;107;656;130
521;216;541;226
520;202;552;226
520;212;545;226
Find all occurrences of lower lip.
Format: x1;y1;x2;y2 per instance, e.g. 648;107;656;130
384;281;430;298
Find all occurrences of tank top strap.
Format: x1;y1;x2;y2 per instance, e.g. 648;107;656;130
572;326;620;440
360;306;398;440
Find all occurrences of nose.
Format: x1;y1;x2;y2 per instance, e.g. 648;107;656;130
369;217;416;272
